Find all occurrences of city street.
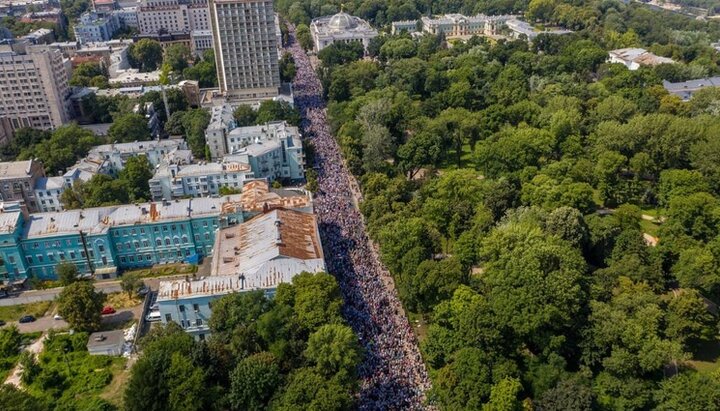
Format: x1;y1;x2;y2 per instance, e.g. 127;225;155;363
0;281;122;307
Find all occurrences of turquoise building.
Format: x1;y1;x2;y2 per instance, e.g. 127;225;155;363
0;195;244;283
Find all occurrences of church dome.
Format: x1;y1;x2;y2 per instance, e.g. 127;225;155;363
327;12;357;30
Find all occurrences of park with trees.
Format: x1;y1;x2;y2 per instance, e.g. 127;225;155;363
123;272;362;411
306;0;720;409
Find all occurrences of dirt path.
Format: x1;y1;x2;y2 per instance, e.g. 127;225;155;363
5;333;46;388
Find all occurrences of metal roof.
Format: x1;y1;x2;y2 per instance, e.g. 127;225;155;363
211;208;325;278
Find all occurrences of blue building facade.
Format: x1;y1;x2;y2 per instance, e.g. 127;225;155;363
0;196;243;283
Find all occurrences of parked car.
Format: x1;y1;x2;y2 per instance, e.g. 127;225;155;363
145;311;161;322
18;315;35;323
149;303;159;311
137;285;150;297
101;306;116;315
53;314;63;321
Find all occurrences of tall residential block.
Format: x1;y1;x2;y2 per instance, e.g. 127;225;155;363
209;0;280;101
0;43;72;143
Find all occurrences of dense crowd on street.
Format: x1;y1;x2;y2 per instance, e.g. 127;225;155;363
286;28;433;410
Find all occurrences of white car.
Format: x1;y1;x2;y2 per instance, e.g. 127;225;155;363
53;314;62;321
145;311;161;322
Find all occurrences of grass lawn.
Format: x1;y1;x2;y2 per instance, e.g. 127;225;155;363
105;292;143;310
122;263;198;279
640;219;660;236
408;311;430;344
438;144;475;170
0;301;53;322
25;332;127;409
100;360;133;408
687;337;720;374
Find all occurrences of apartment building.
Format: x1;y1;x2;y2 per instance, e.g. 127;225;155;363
149;159;253;200
0;43;72;141
137;0;210;34
209;0;280;100
0;160;45;212
74;12;118;44
34;176;64;212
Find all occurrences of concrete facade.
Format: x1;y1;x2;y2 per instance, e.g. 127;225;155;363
209;0;280;100
0;43;72;141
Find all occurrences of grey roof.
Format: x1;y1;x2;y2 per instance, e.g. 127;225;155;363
86;330;125;351
0;211;20;234
22;195;243;238
0;160;34;180
89;139;183;156
34;176;64;191
663;76;720;93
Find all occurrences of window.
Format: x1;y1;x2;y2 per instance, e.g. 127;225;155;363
179;305;185;312
26;256;32;264
48;254;54;262
193;303;199;311
165;238;171;246
165;313;172;322
37;255;43;263
98;244;105;252
198;333;205;341
8;256;14;264
70;251;76;259
196;318;203;326
156;239;162;246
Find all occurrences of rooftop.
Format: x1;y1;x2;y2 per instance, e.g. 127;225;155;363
0;160;36;180
237;180;311;212
312;12;377;36
609;48;675;66
21;195;242;238
210;207;325;279
34;176;64;191
86;330;125;351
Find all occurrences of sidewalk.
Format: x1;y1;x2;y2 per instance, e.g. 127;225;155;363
5;333;47;388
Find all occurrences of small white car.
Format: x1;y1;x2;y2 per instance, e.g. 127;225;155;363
53;314;62;321
145;311;161;322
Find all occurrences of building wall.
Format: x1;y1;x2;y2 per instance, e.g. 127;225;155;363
0;161;45;212
158;294;215;339
35;187;63;212
0;46;72;135
210;0;280;99
0;208;241;282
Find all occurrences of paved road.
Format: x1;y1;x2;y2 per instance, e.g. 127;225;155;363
0;281;122;306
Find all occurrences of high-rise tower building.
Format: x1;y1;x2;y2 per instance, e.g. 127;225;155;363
209;0;280;101
0;43;72;144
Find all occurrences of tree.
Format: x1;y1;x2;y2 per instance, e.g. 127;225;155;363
120;272;143;298
180;109;211;157
167;351;208;411
17;124;98;175
183;49;217;88
120;155;153;201
0;325;21;357
228;352;281;411
256;100;300;125
108;113;151;143
280;52;296;82
56;262;79;286
57;281;105;332
60;174;130;209
482;377;523;411
361;125;394;174
124;323;197;411
305;324;362;382
271;368;353;411
535;377;595;411
296;24;313;51
0;384;46;411
164;44;191;73
290;272;343;332
379;38;417;60
233;105;257;127
665;289;716;351
129;39;163;72
318;42;364;68
655;372;720;411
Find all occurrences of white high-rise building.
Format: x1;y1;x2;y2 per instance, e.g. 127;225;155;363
209;0;280;101
0;43;72;143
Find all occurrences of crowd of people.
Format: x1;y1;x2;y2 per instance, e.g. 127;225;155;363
285;28;433;410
